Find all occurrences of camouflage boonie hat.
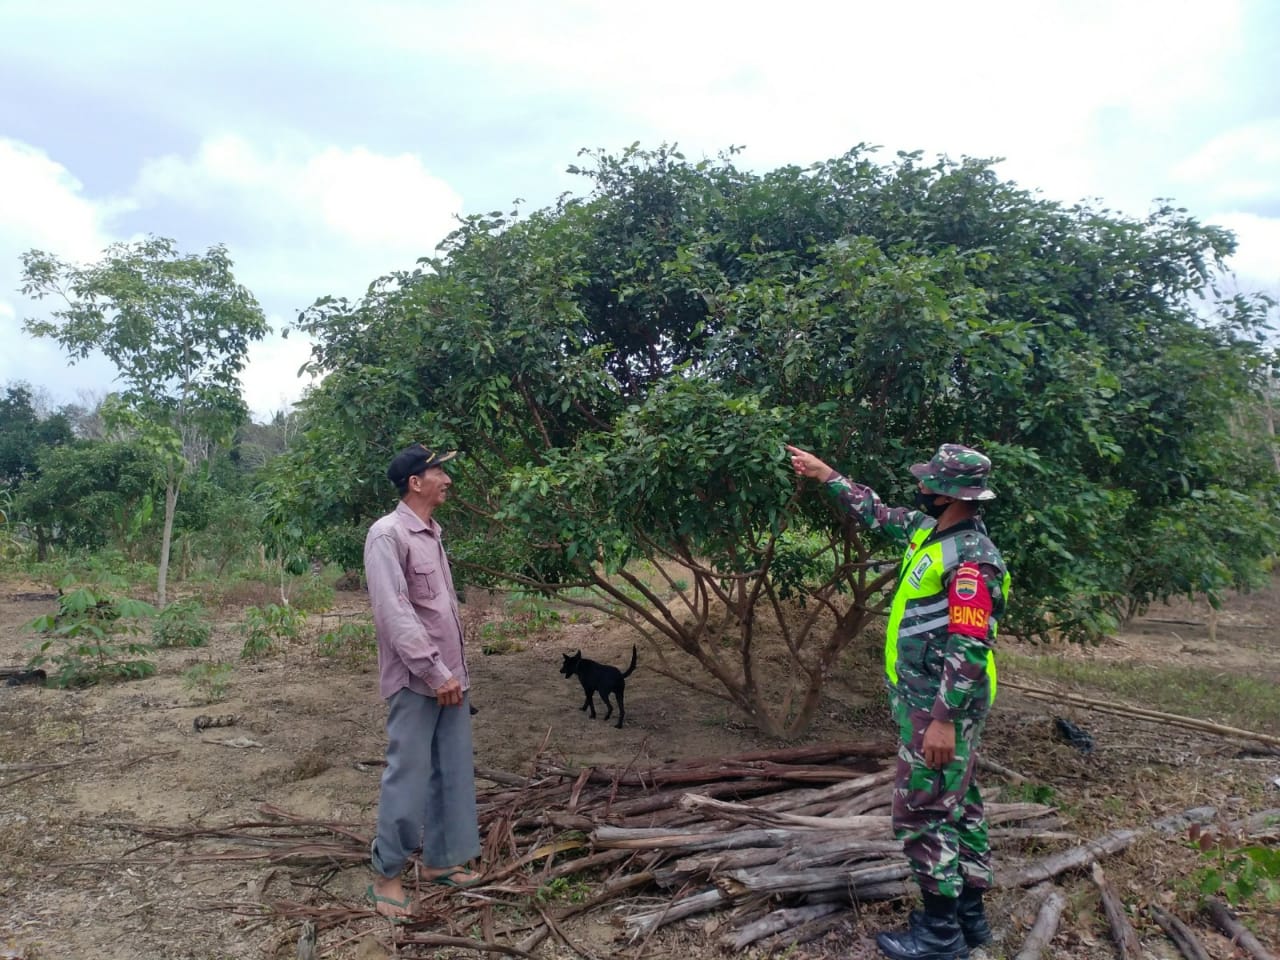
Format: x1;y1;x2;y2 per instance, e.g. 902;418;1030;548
909;443;995;501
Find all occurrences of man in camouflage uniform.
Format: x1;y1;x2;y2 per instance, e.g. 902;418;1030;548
786;443;1009;960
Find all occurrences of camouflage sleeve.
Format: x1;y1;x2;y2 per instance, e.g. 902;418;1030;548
822;474;919;545
929;562;1004;722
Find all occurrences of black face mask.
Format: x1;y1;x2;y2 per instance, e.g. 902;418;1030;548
914;489;950;519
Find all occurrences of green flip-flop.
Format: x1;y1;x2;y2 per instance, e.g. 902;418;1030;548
365;883;415;921
429;870;485;888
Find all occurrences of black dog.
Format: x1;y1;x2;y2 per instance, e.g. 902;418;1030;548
560;646;636;729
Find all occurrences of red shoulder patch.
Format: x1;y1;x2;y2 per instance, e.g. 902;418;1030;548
948;562;993;638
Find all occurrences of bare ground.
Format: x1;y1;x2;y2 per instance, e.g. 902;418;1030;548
1;575;1277;960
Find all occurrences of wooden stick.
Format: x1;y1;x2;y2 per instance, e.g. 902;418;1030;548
1000;679;1280;748
372;934;533;958
724;902;844;949
726;860;910;895
1150;905;1211;960
1002;828;1141;887
1013;889;1065;960
624;888;728;937
978;755;1029;785
1203;899;1275;960
757;911;850;952
1090;863;1141;960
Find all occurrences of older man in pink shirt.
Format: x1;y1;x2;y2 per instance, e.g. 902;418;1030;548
364;444;481;919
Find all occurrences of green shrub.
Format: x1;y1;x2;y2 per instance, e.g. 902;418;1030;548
1190;821;1280;906
183;661;233;702
26;578;157;687
479;622;525;655
239;603;304;660
292;576;336;614
316;619;376;662
153;599;211;648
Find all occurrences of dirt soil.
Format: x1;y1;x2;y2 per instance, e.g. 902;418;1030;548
1;575;1278;960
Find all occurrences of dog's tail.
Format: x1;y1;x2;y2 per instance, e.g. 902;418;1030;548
621;644;638;678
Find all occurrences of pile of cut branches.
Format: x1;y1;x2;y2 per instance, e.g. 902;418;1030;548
84;740;1272;957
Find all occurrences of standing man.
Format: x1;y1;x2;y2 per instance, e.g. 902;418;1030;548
786;443;1009;960
363;444;482;919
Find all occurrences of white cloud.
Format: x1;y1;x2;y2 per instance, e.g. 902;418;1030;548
1210;212;1280;292
1;134;467;418
238;321;320;422
134;134;463;290
1172;120;1280;207
363;0;1244;206
0;139;121;397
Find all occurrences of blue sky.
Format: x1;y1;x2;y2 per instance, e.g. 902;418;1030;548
2;0;1277;419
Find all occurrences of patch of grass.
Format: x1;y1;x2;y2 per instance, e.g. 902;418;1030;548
182;661;232;703
1000;652;1280;733
1000;782;1057;805
534;876;591;903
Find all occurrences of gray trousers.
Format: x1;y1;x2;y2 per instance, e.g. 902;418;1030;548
371;687;481;878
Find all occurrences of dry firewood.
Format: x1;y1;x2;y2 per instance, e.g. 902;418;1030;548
780;838;904;870
1203;898;1276;960
1227;808;1280;839
828;783;895;817
664;847;785;877
681;794;1054;833
1150;905;1211;960
1013;888;1066;960
541;848;634;882
989;827;1075;843
724;902;844;949
758;770;896;814
372;934;534;958
1002;828;1142;887
538;757;883;788
599;777;796;819
680;794;889;832
725;859;909;896
757;910;851;953
660;740;894;766
624;887;729;938
595;825;789;850
978;754;1029;784
1090;863;1141;960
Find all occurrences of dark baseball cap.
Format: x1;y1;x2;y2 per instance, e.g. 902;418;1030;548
386;444;458;485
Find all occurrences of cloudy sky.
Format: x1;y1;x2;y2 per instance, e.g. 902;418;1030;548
2;0;1277;420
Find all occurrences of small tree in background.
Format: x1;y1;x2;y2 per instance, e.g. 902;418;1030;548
21;237;269;606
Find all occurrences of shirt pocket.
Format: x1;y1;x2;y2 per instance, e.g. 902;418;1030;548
409;562;440;602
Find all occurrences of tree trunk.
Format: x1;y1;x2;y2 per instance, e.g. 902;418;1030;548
157;481;178;609
1090;863;1141;960
1203;899;1275;960
1014;889;1066;960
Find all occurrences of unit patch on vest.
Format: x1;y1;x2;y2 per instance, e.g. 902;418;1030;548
907;554;934;588
948;562;992;637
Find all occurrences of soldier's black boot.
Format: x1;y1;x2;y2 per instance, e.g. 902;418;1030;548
876;893;969;960
908;886;992;949
955;886;992;948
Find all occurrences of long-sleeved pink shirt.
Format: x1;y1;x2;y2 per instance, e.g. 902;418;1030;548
363;501;469;700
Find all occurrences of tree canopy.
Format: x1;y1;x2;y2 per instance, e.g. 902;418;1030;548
264;145;1280;735
21;236;270;605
